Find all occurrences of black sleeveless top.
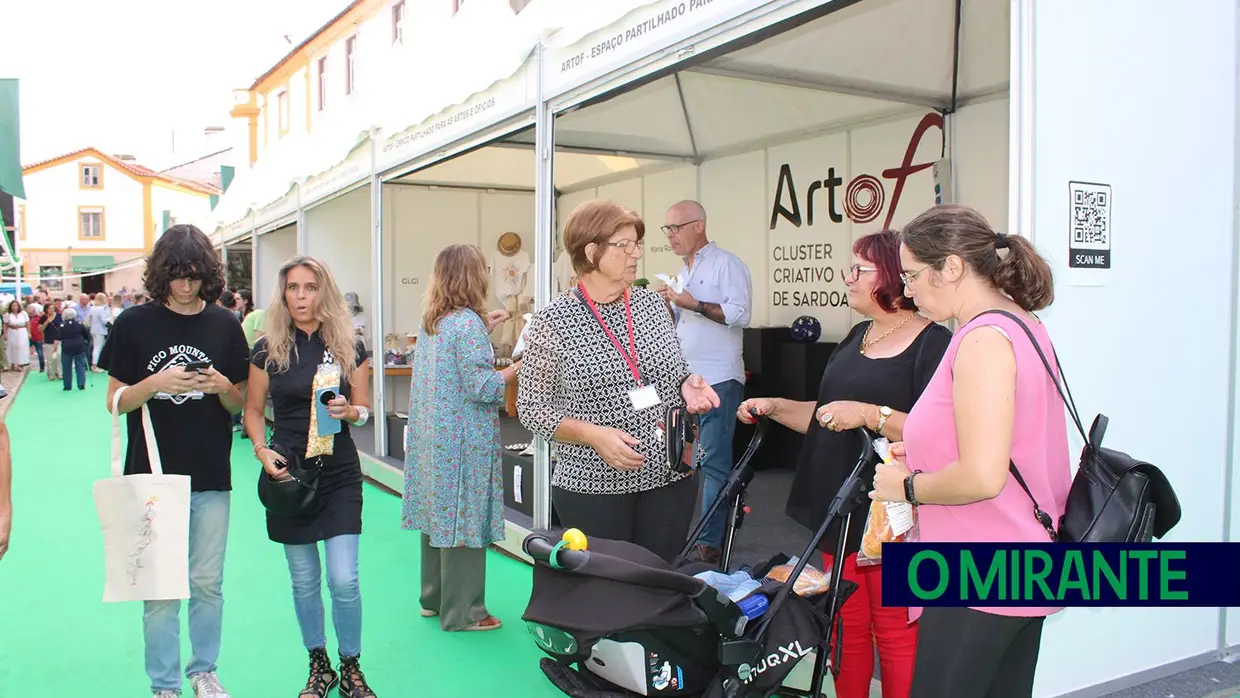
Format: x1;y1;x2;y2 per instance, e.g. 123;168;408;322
785;320;951;556
252;330;369;545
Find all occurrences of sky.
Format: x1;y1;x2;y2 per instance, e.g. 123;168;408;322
0;0;347;170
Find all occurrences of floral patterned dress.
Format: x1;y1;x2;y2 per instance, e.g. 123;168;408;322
401;308;507;548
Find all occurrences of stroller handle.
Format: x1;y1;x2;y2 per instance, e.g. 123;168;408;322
524;533;709;597
525;534;589;572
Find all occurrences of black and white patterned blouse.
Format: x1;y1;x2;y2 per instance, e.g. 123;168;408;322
518;285;691;495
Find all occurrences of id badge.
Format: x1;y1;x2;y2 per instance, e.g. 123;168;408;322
628;384;661;411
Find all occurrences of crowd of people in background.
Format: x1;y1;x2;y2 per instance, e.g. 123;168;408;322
0;283;258;395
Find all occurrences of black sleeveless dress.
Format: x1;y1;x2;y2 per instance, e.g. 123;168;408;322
785;320;951;556
253;330;368;546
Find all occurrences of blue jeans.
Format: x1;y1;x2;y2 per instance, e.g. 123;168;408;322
61;350;86;390
144;491;231;693
285;535;362;657
695;379;746;548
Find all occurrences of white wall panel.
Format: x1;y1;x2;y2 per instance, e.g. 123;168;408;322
304;187;373;333
1026;0;1235;693
257;226;297;308
383;186;535;339
641;165;699;284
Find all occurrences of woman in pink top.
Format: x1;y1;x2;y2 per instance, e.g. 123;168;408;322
871;204;1071;698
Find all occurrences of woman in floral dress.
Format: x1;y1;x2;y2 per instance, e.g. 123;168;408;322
401;243;520;632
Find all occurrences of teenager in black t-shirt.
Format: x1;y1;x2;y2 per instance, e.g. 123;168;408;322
736;231;950;698
99;225;248;698
244;256;376;698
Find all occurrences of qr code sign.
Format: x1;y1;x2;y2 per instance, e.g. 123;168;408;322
1069;181;1111;249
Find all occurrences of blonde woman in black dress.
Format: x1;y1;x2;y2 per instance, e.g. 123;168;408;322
244;256;376;698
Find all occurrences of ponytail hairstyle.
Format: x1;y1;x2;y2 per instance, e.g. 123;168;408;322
900;204;1055;311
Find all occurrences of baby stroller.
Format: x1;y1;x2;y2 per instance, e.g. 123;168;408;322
522;415;880;698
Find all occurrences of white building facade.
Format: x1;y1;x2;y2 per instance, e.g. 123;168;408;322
20;147;218;297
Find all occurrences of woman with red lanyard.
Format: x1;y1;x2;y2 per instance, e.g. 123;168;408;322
518;198;720;562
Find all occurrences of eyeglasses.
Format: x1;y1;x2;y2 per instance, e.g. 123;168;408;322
846;264;878;283
899;265;930;285
660;220;700;235
603;238;644;255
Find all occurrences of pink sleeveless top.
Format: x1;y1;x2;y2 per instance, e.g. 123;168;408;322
902;312;1072;619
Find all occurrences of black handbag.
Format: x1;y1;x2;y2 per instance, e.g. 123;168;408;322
979;310;1182;543
257;443;322;518
665;405;700;474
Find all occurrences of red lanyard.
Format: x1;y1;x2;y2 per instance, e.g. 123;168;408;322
578;283;642;386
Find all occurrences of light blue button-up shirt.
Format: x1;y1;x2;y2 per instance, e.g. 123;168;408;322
672;242;752;386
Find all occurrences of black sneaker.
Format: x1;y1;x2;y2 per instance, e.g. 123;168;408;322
339;655;377;697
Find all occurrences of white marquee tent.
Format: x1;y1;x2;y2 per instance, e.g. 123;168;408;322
208;1;1240;697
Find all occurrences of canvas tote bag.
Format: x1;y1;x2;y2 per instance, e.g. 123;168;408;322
94;386;191;602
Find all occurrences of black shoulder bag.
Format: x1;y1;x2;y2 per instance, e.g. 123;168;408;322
978;310;1182;543
257;443;322;518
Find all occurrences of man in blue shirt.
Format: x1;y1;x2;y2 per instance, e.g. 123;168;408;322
657;200;753;563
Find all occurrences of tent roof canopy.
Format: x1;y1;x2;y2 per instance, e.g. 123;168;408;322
554;0;1008;161
387;0;1007;195
389;126;676;194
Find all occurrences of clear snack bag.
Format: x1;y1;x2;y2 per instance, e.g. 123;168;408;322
764;556;832;597
857;437;919;566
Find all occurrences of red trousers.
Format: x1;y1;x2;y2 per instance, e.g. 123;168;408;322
822;552;919;698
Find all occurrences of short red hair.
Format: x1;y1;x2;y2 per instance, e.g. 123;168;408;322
854;230;916;313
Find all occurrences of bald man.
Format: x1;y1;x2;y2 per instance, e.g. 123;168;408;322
657;200;752;564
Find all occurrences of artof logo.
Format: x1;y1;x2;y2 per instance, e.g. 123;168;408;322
769;113;944;232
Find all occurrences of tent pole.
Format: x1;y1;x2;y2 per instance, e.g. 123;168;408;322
673;74;699;162
949;0;963;113
1008;0;1035;241
249;212;258;304
532;43;555;532
369;133;387;461
296;183;307;256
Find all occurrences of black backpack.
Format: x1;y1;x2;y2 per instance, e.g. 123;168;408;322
979;310;1181;543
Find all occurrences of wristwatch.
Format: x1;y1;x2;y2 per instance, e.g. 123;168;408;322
875;405;892;433
903;470;923;506
696;300;707;315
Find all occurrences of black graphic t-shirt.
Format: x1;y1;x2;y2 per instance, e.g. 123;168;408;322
99;302;251;492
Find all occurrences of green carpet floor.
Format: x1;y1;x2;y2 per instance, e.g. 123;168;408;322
0;374;564;697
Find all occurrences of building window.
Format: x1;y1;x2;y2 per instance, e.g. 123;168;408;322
39;266;63;292
80;164;102;188
78;207;105;241
278;89;290;136
317;57;328;111
392;1;405;44
345;35;358;95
